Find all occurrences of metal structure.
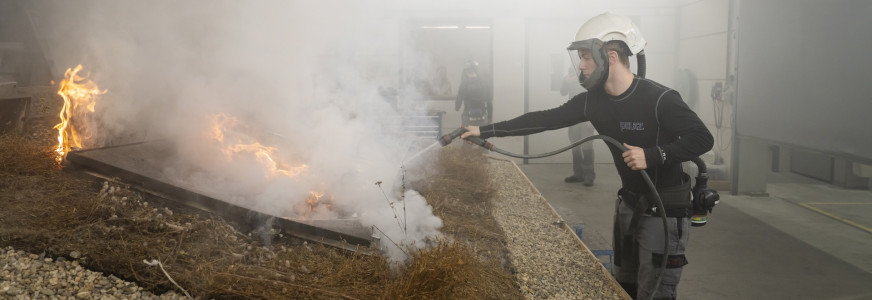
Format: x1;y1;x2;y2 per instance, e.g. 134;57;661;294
0;81;30;135
65;141;374;253
402;110;444;138
0;95;29;134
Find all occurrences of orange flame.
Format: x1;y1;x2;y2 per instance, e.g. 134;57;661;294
303;190;334;215
208;113;308;177
207;113;335;219
53;65;106;163
209;113;237;143
223;142;308;177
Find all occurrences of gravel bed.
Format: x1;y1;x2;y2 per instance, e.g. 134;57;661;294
1;152;625;299
1;247;184;300
487;157;628;300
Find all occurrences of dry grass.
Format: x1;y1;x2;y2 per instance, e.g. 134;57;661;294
0;130;522;299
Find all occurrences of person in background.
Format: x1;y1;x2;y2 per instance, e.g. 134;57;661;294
461;13;713;300
455;60;493;126
560;66;596;186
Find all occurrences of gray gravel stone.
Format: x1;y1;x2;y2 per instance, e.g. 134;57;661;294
0;246;186;299
487;158;629;300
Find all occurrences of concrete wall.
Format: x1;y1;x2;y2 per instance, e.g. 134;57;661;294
676;0;732;177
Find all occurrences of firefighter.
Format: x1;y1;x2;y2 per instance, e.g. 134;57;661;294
455;60;493;126
462;13;713;299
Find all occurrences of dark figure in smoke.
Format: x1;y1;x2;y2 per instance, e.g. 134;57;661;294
560;66;596;186
461;13;713;300
455;60;492;126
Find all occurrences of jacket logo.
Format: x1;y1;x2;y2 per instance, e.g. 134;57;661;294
620;122;645;131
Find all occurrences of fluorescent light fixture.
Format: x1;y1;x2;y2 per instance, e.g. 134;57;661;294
419;26;459;29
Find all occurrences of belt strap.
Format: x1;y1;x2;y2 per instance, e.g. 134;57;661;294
628;195;649;235
619;188;648;235
619;188;639;206
620;188;689;236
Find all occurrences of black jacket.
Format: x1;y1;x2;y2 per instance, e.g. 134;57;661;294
456;77;493;117
479;76;713;193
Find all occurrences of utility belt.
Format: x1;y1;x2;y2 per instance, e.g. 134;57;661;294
619;188;691;217
466;108;488;121
619;173;692;234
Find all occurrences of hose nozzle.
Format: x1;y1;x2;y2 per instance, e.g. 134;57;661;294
439;127;468;146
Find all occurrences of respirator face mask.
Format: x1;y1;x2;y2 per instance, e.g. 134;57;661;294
567;38;609;90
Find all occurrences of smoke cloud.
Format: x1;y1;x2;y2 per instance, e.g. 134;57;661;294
29;0;448;262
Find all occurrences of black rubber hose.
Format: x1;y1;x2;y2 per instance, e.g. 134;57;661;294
691;156;707;174
466;134;669;299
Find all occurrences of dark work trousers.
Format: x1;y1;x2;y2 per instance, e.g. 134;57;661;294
613;195;690;300
568;123;595;180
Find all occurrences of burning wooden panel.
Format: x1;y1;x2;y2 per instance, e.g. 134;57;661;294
65;141;374;253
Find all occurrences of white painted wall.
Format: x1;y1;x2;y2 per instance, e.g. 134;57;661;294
677;0;732;172
489;15;528;164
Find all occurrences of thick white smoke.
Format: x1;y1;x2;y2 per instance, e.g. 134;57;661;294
33;0;446;262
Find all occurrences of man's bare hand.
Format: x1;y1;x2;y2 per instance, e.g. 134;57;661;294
622;143;647;170
460;126;480;139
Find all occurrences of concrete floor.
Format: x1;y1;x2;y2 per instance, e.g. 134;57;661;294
516;162;872;300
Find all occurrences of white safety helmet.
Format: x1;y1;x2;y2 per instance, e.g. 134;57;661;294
567;12;647;89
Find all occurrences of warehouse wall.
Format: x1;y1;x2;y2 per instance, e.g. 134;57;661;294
731;0;872;193
676;0;732;177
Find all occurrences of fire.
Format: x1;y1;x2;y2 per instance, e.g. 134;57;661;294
208;113;308;178
223;142;308;177
295;190;335;218
207;113;337;219
305;191;334;213
209;113;237;143
53;65;106;163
